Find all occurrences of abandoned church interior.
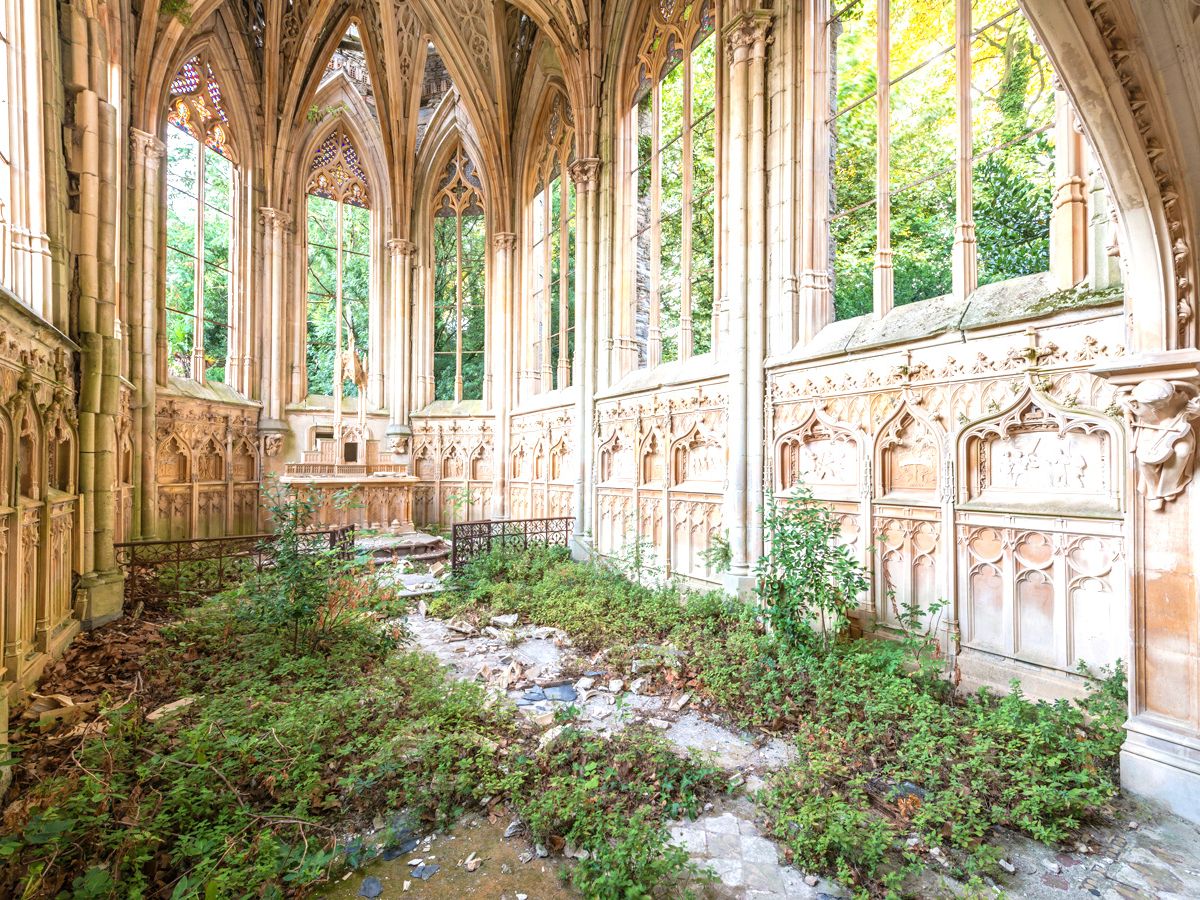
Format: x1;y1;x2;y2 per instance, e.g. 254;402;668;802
6;0;1200;894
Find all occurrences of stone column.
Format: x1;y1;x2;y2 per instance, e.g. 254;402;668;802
570;158;600;546
1051;91;1088;290
259;208;291;426
386;239;416;452
129;128;164;538
1092;353;1200;822
951;0;977;301
723;10;773;589
490;233;517;518
873;0;893;317
797;0;833;344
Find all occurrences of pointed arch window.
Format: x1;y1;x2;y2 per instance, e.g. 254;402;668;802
432;146;487;402
528;93;576;391
305;128;371;399
630;0;718;368
165;56;236;382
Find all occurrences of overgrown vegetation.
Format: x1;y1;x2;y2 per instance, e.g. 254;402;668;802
1;490;723;899
439;534;1127;898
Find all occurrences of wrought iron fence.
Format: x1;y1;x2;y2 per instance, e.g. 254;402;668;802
114;526;355;607
451;516;574;575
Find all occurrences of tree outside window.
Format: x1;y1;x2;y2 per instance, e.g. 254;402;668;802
529;92;576;391
829;0;1055;320
164;57;235;382
631;0;717;368
432;145;487;402
304;128;371;402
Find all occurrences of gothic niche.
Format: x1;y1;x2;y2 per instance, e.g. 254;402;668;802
470;445;491;480
157;435;190;484
641;432;665;485
414;446;435;479
510;443;528;479
196;437;225;482
442;445;465;479
777;413;858;496
877;410;938;498
672;427;723;485
960;389;1120;513
232;439;257;482
17;404;40;500
549;437;568;481
598;432;631;483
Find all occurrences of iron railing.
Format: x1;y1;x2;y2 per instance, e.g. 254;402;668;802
114;526;355;607
451;516;574;575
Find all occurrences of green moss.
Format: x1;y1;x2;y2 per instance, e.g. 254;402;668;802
1025;282;1123;317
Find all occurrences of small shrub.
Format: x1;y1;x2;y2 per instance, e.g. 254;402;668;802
756;488;869;649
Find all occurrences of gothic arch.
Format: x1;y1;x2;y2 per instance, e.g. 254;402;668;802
872;401;945;501
774;407;864;500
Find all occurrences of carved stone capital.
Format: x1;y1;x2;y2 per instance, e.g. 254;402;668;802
568;157;601;192
130;127;165;161
724;10;774;63
1094;351;1200;510
259;207;292;233
388;238;418;258
493;232;518;253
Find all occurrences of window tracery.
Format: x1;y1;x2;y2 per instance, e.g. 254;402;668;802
630;0;718;368
432;145;487;402
164;55;236;383
305;127;371;400
528;91;576;391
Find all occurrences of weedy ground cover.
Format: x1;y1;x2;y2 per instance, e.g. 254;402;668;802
1;488;724;900
440;532;1127;898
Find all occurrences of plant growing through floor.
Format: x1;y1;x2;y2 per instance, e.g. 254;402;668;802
887;590;950;684
236;477;366;652
756;487;869;649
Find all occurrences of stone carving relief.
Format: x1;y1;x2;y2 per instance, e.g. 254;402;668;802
777;412;860;498
877;409;939;498
960;388;1121;513
1115;378;1200;509
410;416;496;526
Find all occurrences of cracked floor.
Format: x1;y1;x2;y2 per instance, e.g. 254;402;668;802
398;606;1200;899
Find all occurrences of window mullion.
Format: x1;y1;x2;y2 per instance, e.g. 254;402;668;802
194;146;206;379
558;175;570;387
952;0;977;299
455;208;464;403
650;84;663;368
874;0;894;318
543;183;553;388
681;53;695;360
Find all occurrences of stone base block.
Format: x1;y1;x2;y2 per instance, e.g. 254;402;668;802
0;693;9;797
720;571;758;599
76;568;126;629
570;534;594;561
1121;715;1200;824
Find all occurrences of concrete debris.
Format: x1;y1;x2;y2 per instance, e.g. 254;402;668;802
606;678;624;693
146;697;195;723
503;820;522;839
491;613;519;628
669;692;690;712
998;859;1016;874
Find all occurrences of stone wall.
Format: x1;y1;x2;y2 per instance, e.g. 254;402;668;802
508;400;575;520
594;373;728;584
0;292;82;703
154;384;262;539
410;411;495;527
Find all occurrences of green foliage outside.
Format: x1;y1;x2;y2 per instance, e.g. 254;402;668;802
165;127;232;382
305;195;370;398
830;4;1054;320
432;210;486;401
440;541;1127;897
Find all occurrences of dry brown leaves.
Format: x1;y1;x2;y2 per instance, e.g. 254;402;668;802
3;607;177;804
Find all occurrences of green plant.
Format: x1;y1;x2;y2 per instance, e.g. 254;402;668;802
699;530;733;574
235;477;367;653
756;487;869;649
159;0;191;24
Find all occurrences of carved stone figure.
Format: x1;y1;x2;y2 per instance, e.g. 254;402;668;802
263;433;283;458
1118;378;1200;509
